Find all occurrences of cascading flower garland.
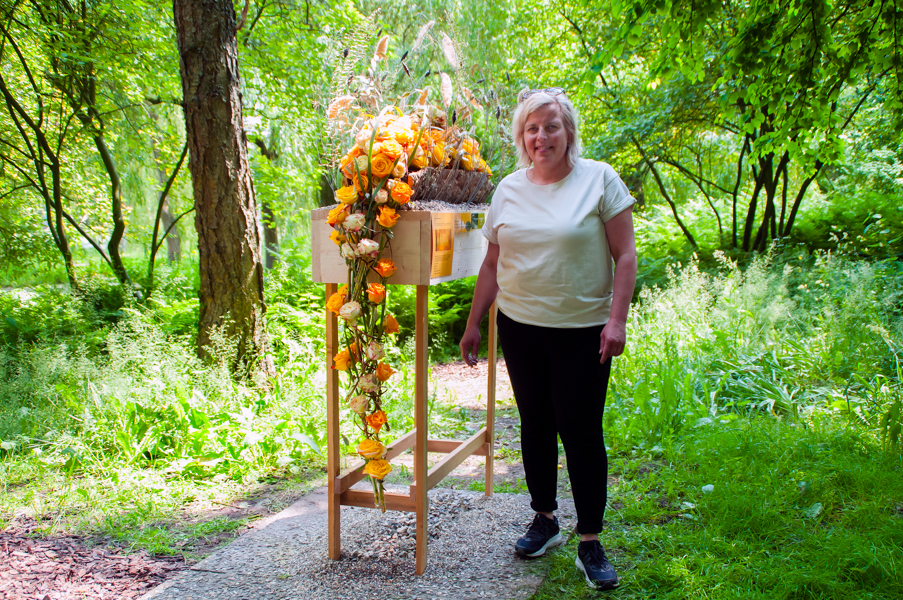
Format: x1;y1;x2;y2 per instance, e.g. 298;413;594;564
325;106;490;511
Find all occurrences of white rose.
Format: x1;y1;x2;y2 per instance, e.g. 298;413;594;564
340;243;357;260
392;160;406;179
366;342;385;361
374;189;389;205
344;213;366;231
347;395;368;414
357;238;380;258
358;374;379;393
339;301;361;322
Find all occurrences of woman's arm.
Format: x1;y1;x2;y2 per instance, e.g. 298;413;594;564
459;242;500;366
600;208;637;363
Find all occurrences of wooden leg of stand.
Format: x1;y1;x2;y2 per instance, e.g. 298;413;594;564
414;284;429;575
485;302;497;497
325;283;341;560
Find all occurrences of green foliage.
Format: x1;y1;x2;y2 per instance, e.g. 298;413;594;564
534;417;903;599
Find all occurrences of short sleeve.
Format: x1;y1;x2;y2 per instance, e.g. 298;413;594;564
598;164;636;223
482;187;503;245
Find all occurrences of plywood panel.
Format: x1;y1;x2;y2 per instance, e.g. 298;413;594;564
310;208;486;286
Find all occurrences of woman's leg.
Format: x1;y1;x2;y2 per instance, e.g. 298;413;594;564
497;311;559;514
548;323;611;535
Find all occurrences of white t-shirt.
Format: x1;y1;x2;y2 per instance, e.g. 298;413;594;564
483;158;636;328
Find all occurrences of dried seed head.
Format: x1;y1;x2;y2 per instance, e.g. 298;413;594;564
412;21;435;53
440;72;453;107
374;36;389;60
441;33;458;70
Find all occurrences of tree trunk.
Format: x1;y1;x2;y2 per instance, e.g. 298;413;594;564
252;137;279;269
153;146;182;262
173;0;273;378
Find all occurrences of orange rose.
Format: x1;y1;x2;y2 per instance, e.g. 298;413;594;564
463;137;479;155
428;129;445;143
380;139;404;160
389;180;412;204
357;439;386;460
353;172;370;193
375;362;395;382
384;313;400;334
333;348;351;371
370;153;394;178
366;410;388;432
327;204;349;226
367;283;386;304
375;259;397;278
377;206;399;229
349;342;360;359
326;291;345;314
363;458;392;480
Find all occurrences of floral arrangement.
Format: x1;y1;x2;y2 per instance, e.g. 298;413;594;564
322;23;506;511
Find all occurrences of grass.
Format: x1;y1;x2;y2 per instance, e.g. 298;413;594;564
532;415;903;599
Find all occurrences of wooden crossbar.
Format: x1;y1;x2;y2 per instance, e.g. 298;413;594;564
426;427;488;490
340;489;416;511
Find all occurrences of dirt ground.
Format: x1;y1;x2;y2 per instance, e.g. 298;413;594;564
0;358;522;600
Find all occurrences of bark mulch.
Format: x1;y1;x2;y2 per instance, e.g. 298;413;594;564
0;518;187;600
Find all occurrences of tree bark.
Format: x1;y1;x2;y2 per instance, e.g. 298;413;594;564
173;0;273;378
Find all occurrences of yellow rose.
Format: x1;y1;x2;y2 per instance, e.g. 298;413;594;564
377;206;399;229
326;204;348;226
326;291;346;314
380;139;403;160
410;146;428;169
357;439;386;459
370;153;394;178
329;230;346;246
431;141;449;167
334;185;358;205
363;458;392;480
393;128;414;145
375;362;395;382
463;137;479;155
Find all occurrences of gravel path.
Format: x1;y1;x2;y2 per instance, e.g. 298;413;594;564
141;487;575;600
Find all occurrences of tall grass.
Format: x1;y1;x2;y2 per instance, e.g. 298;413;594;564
607;251;903;450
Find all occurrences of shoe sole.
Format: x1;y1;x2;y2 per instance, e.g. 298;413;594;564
575;556;620;591
514;533;564;558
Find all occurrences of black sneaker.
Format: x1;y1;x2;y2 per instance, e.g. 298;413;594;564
576;541;619;590
514;513;564;558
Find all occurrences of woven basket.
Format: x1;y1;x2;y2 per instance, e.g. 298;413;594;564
408;167;494;204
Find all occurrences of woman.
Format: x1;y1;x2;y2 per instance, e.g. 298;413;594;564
458;87;636;591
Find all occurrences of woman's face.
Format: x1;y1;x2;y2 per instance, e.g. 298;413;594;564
523;103;569;170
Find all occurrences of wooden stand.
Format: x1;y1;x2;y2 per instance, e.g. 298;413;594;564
313;207;496;575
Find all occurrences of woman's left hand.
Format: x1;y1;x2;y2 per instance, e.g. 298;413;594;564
599;319;626;364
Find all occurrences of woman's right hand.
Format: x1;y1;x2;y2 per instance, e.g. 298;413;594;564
459;325;482;367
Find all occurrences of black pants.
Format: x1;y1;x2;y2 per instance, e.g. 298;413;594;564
498;310;611;535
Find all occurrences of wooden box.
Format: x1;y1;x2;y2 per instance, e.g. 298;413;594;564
310;207;488;286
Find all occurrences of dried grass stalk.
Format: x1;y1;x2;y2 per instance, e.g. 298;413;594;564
441;33;458;70
412;21;435;53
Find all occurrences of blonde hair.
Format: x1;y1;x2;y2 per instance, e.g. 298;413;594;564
511;90;581;168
